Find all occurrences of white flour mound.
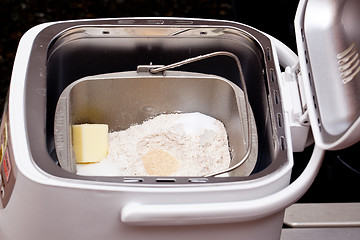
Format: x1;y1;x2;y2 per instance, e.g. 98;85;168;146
76;112;231;176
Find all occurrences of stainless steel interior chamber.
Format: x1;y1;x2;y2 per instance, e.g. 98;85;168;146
25;19;288;184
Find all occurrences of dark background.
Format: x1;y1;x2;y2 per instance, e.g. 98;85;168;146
0;0;359;203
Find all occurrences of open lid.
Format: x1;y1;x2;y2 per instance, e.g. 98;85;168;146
294;0;360;150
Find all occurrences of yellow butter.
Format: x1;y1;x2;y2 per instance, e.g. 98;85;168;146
72;124;109;163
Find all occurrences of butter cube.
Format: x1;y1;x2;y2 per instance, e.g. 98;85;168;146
72;124;109;163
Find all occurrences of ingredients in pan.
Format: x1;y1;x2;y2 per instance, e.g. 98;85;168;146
72;124;109;163
76;112;231;176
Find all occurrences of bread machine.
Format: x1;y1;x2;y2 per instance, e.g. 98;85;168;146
1;0;360;239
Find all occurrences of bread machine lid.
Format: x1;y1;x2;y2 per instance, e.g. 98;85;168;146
294;0;360;150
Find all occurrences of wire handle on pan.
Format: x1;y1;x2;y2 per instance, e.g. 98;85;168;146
149;51;252;177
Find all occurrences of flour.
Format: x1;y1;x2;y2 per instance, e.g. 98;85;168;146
76;112;231;177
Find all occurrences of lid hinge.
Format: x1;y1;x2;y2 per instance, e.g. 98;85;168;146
280;62;312;152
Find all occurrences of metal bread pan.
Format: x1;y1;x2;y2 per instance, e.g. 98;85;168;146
54;70;258;177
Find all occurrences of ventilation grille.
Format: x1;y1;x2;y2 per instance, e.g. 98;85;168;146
337;43;360;84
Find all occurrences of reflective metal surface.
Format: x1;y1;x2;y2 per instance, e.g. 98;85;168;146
55;70;258;177
284;203;360;228
281;227;360;240
301;0;360;144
